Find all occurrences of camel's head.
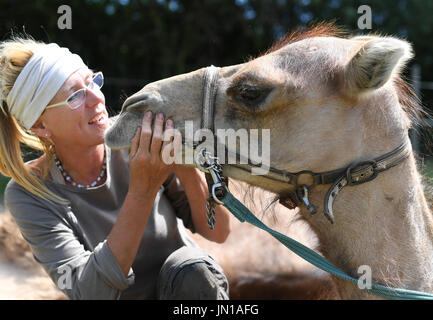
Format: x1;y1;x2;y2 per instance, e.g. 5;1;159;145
105;24;414;193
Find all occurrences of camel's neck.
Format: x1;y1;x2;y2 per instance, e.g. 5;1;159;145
304;150;433;299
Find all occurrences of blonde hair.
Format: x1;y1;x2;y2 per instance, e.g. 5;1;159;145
0;37;69;205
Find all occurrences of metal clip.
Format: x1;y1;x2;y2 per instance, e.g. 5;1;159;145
197;148;228;204
196;148;228;230
195;148;217;171
209;171;227;205
297;185;317;216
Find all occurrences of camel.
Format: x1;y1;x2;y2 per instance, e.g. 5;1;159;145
105;23;433;299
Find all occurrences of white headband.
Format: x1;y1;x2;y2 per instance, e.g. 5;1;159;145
6;43;88;129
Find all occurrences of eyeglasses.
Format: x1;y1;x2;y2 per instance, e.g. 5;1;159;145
46;72;104;110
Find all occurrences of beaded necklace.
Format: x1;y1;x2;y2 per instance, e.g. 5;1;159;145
53;150;106;188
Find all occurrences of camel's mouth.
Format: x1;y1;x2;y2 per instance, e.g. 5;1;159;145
105;91;169;150
105;110;145;150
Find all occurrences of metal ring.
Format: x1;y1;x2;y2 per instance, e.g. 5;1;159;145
294;170;317;188
212;183;227;204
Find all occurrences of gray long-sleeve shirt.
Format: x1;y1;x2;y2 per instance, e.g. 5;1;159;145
4;145;197;300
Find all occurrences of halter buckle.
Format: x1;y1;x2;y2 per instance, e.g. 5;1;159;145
346;160;378;186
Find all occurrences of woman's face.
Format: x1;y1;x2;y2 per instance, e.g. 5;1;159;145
35;68;109;149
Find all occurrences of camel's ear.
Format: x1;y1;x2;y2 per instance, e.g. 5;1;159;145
344;37;413;96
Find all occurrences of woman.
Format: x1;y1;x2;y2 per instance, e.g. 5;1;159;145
0;37;231;299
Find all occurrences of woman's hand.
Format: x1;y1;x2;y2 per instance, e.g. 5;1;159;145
128;111;175;197
109;110;179;276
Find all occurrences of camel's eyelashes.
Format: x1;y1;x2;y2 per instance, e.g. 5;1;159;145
226;84;272;110
240;87;262;101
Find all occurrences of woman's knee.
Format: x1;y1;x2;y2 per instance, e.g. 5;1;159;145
157;246;229;300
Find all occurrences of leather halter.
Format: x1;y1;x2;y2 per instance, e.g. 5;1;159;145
198;66;412;224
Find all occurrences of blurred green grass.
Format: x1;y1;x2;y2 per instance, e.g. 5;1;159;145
0;174;10;197
421;157;433;181
0;146;40;202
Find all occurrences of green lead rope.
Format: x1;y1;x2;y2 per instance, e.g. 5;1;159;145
221;191;433;300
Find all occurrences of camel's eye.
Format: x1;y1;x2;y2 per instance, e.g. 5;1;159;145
227;83;272;110
239;87;261;101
